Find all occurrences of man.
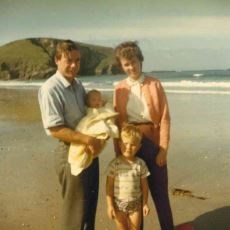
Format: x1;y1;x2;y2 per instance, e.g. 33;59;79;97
38;40;102;230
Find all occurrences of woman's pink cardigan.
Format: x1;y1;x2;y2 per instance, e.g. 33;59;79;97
114;76;170;151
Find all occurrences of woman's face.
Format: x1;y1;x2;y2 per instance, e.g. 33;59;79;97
120;56;142;80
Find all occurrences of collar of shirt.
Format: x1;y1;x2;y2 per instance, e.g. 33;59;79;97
126;74;145;86
56;70;77;88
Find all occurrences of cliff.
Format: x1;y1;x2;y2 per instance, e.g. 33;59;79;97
0;38;121;80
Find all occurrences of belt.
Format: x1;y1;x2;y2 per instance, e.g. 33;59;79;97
128;122;153;126
128;122;160;129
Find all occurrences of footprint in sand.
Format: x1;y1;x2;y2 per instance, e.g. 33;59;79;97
171;188;208;200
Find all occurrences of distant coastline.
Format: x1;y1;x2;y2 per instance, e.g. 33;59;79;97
0;37;121;81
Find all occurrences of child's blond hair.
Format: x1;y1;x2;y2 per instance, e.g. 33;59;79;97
120;123;143;144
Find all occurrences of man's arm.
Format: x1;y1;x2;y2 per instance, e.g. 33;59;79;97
49;125;90;144
49;125;103;155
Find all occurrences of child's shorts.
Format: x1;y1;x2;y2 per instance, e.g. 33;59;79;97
114;197;142;214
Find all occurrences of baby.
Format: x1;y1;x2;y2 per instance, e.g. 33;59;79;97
68;89;119;176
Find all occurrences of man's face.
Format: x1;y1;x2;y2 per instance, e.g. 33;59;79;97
120;56;142;80
55;50;80;82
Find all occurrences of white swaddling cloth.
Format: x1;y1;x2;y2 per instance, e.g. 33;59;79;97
68;106;119;176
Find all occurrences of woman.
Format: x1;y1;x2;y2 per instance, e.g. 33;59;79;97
113;41;174;230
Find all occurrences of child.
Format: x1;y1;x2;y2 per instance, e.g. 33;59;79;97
68;89;119;176
106;124;150;230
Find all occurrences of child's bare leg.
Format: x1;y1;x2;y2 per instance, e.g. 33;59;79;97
114;210;129;230
128;210;142;230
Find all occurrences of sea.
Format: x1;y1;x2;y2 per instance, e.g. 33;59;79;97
0;69;230;95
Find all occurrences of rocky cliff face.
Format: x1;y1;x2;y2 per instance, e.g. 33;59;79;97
0;38;121;80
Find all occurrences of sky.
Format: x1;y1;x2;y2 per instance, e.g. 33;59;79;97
1;0;230;71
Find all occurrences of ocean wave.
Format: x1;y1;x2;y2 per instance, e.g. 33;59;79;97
162;81;230;88
0;81;43;87
84;87;113;92
1;80;230;88
84;87;230;95
113;80;230;88
166;89;230;95
82;82;91;86
1;80;230;95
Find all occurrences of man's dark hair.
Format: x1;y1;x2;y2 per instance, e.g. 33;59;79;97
55;40;80;60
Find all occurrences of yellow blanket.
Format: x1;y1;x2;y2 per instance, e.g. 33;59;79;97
68;106;119;176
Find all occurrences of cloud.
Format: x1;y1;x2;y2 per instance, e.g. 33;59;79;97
55;16;230;41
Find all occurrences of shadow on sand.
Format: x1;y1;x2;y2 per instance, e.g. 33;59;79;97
176;206;230;230
193;206;230;230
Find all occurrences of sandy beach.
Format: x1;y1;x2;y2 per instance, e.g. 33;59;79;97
0;88;229;230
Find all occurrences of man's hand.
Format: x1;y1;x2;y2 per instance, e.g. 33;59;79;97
85;137;105;156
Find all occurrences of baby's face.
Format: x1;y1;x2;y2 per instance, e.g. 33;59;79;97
87;93;103;108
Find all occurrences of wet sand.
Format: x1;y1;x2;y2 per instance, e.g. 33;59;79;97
0;88;230;230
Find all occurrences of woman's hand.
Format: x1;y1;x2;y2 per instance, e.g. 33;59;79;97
156;148;167;167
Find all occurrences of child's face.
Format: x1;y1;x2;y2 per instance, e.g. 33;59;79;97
120;138;141;160
87;93;103;108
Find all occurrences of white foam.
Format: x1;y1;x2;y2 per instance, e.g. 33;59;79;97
85;87;113;92
163;81;230;88
84;86;230;95
82;82;91;86
113;81;119;87
0;80;43;87
166;89;230;95
1;80;230;95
